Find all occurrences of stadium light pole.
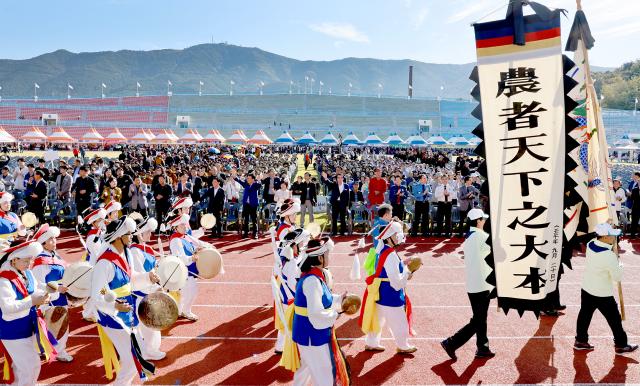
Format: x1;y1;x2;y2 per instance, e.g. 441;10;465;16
101;83;107;99
310;78;315;94
167;80;173;97
304;76;309;94
229;80;235;96
289;80;293;95
378;83;383;98
259;81;265;96
348;82;352;97
67;83;73;100
136;82;141;97
34;83;39;102
199;81;204;96
319;81;323;96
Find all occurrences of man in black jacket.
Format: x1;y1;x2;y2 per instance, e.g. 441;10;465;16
261;169;281;205
299;172;317;227
153;175;173;234
321;171;350;236
206;178;226;238
71;166;96;215
28;170;48;222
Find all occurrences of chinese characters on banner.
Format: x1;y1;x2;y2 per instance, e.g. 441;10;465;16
473;13;566;307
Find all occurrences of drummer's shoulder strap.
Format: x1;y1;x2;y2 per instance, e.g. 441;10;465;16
0;270;28;297
131;243;155;256
373;246;394;279
32;253;53;268
98;250;131;278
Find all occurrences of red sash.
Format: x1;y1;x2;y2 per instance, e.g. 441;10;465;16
0;271;29;382
276;223;292;241
97;250;131;278
88;228;101;237
130;244;154;256
0;270;28;297
32;252;66;268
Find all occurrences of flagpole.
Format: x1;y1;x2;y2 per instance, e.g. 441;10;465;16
577;0;625;320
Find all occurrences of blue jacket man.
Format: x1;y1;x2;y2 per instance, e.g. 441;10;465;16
234;171;262;238
321;171;350;236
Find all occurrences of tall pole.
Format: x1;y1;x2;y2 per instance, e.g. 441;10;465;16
408;65;414;99
34;84;38;102
136;82;140;97
289;80;293;95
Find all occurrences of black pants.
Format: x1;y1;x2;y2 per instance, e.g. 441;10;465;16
209;208;222;237
155;206;169;233
576;289;627;347
458;209;470;237
28;201;45;224
392;203;405;220
448;291;490;350
76;200;91;217
331;205;347;235
631;207;640;235
412;201;429;236
436;201;452;236
242;204;258;237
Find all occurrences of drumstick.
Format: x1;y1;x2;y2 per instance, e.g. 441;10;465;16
66;267;93;288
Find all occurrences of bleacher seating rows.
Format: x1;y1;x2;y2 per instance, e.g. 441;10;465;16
121;96;169;107
16;97;120;106
0;107;16;120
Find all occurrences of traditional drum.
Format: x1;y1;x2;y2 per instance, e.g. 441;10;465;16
21;212;38;228
61;261;93;306
137;291;179;330
407;257;423;273
157;255;188;291
195;248;223;279
44;306;69;340
304;222;322;238
200;213;216;229
341;294;362;315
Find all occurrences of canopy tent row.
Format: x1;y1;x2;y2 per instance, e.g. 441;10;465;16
406;134;428;146
342;132;361;145
363;132;384;145
130;129;154;143
21;127;47;143
104;128;128;143
81;128;105;143
0;127;17;143
274;131;296;144
248;130;272;145
297;131;317;145
47;127;74;143
180;129;204;143
385;133;405;145
202;129;225;143
319;132;339;145
225;129;248;145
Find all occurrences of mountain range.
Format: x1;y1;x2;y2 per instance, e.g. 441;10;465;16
0;43;615;100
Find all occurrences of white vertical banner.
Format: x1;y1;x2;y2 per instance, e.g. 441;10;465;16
474;12;566;305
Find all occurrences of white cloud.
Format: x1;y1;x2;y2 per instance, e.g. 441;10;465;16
411;7;429;30
309;22;370;43
599;22;640;38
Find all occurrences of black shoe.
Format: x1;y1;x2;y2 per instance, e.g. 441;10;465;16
274;350;282;355
541;309;559;317
440;339;457;360
574;341;595;351
475;348;495;358
556;305;567;311
616;344;639;355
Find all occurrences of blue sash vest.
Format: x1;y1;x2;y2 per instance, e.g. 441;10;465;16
292;274;333;346
0;270;37;340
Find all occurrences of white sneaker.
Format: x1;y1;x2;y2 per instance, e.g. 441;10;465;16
144;351;166;361
180;312;199;322
56;351;74;362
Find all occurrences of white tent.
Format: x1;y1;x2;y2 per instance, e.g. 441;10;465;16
152;129;178;144
448;136;470;146
320;132;339;145
226;130;249;144
297;132;317;145
364;132;384;145
385;133;405;145
47;127;74;143
21;127;47;143
180;129;203;143
81;128;105;143
406;135;428;146
130;129;154;143
202;130;225;143
0;127;17;143
274;131;296;144
429;135;449;145
248;130;272;145
342;132;361;145
104;128;128;143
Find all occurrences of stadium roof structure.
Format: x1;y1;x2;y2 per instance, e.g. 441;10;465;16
406;134;428;146
48;127;74;143
342;132;361;145
180;128;204;143
274;131;296;144
297;131;317;145
81;127;105;143
21;127;47;142
226;129;249;144
248;130;272;145
364;132;384;145
385;133;405;145
320;132;339;145
104;128;128;143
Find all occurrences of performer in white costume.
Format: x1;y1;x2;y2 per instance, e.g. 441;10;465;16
0;240;56;386
31;223;74;362
0;192;26;242
104;201;122;223
129;216;165;360
88;216;155;386
82;208;107;266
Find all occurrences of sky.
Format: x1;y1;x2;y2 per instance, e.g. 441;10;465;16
1;0;638;68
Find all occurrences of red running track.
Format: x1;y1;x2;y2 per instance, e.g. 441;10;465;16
35;232;640;385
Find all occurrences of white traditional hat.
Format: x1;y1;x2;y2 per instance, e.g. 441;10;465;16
168;214;190;229
134;217;158;236
83;208;107;225
298;237;335;268
376;221;404;241
595;222;622;237
0;240;43;267
278;200;301;217
104;201;122;216
280;228;310;248
104;216;136;243
467;208;489;220
34;223;61;244
0;192;14;205
171;196;193;211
